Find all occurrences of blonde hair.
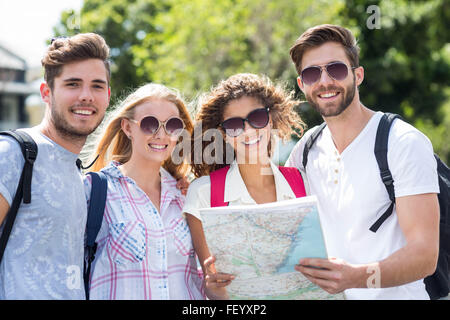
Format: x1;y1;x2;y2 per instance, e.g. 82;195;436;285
86;83;193;179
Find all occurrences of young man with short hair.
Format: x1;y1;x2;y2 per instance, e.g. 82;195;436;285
286;24;440;299
0;33;111;299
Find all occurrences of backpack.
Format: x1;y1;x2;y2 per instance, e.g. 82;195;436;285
302;113;450;299
83;171;107;300
0;130;107;299
0;130;38;264
209;165;307;207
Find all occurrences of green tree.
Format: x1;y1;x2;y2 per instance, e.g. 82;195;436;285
147;0;345;103
54;0;449;161
54;0;345;105
340;0;450;161
53;0;172;106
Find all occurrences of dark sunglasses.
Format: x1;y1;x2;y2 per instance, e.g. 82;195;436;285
129;115;185;137
221;107;270;137
301;62;357;85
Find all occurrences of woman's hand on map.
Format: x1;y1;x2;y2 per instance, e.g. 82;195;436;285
203;256;235;300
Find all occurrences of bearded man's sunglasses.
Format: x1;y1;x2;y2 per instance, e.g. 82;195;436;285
301;61;357;85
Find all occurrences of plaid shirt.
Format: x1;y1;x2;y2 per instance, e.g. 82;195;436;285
84;161;205;300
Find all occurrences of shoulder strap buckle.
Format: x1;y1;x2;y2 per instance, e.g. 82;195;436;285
86;243;98;263
25;147;37;163
380;169;394;186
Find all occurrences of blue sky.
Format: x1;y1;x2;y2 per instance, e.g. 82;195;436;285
0;0;83;68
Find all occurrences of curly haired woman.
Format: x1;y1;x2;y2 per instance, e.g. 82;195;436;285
182;73;308;299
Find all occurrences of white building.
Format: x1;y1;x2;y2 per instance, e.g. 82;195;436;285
0;44;41;130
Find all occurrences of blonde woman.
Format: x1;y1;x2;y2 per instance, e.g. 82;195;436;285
83;83;204;300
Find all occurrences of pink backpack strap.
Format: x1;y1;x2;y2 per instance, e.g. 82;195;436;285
278;166;307;198
209;166;231;207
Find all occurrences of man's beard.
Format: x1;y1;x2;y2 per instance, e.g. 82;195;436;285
50;98;102;141
306;75;356;117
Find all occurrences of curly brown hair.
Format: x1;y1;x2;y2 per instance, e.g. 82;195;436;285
191;73;305;178
290;24;360;75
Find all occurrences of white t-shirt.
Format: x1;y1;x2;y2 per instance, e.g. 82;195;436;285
285;111;439;300
0;127;86;299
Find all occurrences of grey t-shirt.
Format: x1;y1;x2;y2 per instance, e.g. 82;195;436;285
0;127;86;299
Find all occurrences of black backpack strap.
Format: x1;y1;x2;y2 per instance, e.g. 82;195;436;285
425;154;450;299
0;130;38;203
370;113;402;233
0;130;37;263
83;171;107;300
302;122;327;169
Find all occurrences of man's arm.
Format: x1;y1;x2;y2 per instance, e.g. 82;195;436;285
296;192;440;293
0;136;24;227
0;193;10;226
374;192;439;287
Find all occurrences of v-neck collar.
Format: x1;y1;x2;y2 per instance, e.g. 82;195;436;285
324;112;382;158
223;160;296;204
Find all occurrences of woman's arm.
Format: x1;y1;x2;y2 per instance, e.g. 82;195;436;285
186;213;234;299
186;213;212;274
